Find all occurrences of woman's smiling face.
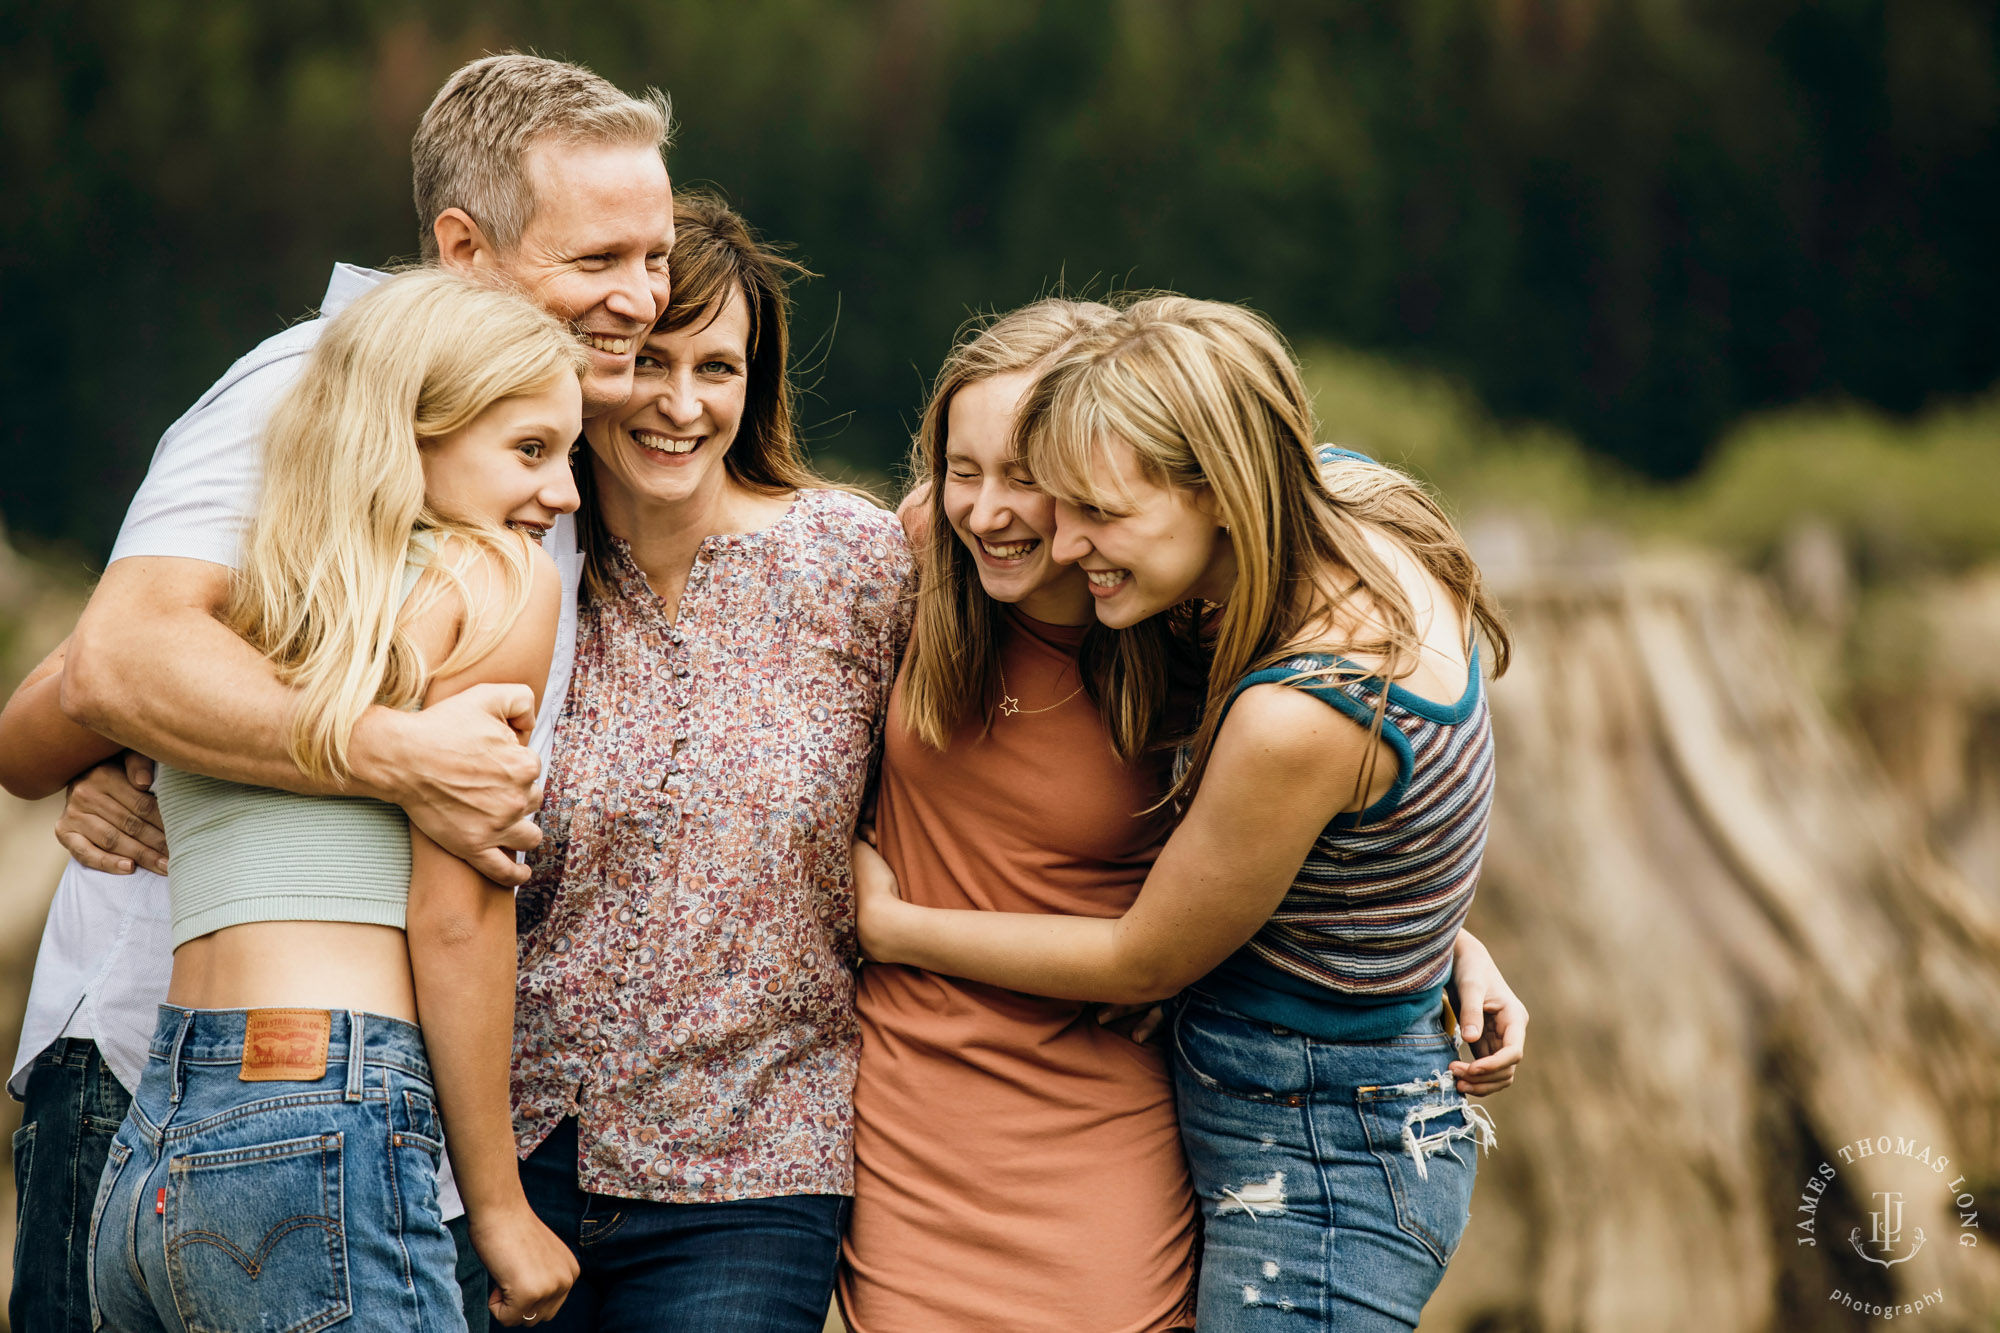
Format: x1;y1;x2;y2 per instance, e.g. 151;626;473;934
583;286;751;512
940;371;1092;625
1049;435;1234;629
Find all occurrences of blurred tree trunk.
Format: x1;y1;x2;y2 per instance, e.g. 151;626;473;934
1426;556;2000;1333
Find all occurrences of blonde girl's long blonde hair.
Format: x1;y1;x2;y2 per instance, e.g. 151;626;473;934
901;297;1194;762
1018;295;1511;809
226;268;588;782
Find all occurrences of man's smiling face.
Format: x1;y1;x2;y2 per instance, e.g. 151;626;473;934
486;139;675;416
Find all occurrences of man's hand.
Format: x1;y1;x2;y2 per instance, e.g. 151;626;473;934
470;1204;577;1327
355;684;544;886
1449;929;1528;1097
55;753;168;875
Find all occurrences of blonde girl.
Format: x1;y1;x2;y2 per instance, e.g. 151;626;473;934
856;295;1513;1330
14;269;589;1331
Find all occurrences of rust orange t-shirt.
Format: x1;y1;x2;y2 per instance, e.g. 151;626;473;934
840;609;1197;1332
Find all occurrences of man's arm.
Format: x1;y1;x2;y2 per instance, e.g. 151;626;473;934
0;637;122;800
63;556;544;884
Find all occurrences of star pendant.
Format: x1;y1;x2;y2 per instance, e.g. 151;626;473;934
1000;694;1021;717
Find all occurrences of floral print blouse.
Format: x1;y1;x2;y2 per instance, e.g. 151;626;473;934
511;488;913;1202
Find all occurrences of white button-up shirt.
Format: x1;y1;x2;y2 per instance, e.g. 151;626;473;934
11;263;584;1221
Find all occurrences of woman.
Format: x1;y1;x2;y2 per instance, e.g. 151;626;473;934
857;295;1512;1330
841;297;1200;1332
844;298;1525;1331
0;269;587;1330
508;192;911;1333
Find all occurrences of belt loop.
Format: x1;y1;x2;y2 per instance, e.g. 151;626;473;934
167;1008;194;1105
345;1011;366;1102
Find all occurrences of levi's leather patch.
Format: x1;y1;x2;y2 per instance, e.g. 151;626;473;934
239;1009;332;1082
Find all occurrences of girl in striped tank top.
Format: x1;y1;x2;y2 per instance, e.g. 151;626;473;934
854;295;1515;1331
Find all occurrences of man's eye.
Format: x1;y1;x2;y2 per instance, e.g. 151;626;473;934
702;361;739;376
635;355;664;371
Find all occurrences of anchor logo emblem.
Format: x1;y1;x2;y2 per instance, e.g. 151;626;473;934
1850;1192;1927;1268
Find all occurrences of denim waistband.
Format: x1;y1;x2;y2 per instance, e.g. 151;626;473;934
33;1036;110;1070
145;1005;431;1082
1182;987;1453;1044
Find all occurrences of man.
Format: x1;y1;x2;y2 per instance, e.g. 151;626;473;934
8;52;673;1333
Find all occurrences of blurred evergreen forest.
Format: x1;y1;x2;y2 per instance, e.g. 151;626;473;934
4;0;1997;562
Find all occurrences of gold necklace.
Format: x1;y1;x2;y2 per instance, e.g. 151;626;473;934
998;663;1085;717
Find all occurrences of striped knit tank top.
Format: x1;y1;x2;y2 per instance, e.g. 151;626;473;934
1193;646;1495;1041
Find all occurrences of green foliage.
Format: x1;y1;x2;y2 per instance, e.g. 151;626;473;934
1301;341;2000;572
1671;394;2000;571
4;0;1997;559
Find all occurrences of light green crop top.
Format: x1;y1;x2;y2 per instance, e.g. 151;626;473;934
156;541;436;950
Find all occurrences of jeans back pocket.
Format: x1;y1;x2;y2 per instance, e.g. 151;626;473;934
86;1137;136;1332
1356;1070;1494;1265
163;1132;352;1333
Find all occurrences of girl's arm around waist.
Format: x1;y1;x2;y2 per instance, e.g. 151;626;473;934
858;683;1369;1005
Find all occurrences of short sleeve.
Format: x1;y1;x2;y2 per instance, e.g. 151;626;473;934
106;346;313;570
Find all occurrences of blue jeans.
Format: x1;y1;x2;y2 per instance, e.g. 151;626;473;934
88;1009;466;1332
11;1039;134;1333
1171;995;1493;1331
519;1117;846;1332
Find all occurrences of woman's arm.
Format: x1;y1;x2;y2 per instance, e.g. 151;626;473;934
0;637;124;799
400;544;575;1328
859;682;1376;1004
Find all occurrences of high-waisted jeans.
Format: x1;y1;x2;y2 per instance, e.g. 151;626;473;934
89;1007;464;1333
1171;994;1495;1331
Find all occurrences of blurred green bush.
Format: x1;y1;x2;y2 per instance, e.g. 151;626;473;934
1303;341;2000;572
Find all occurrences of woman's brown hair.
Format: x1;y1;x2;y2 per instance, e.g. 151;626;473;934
574;189;834;602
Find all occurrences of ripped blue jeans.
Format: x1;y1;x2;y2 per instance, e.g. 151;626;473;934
1171;995;1494;1331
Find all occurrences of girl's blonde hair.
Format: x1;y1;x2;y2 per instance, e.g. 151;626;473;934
227;268;588;781
901;297;1192;761
1019;294;1510;808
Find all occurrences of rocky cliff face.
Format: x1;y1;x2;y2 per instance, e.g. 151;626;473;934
1428;556;2000;1332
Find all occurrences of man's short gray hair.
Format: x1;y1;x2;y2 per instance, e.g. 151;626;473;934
412;53;673;260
